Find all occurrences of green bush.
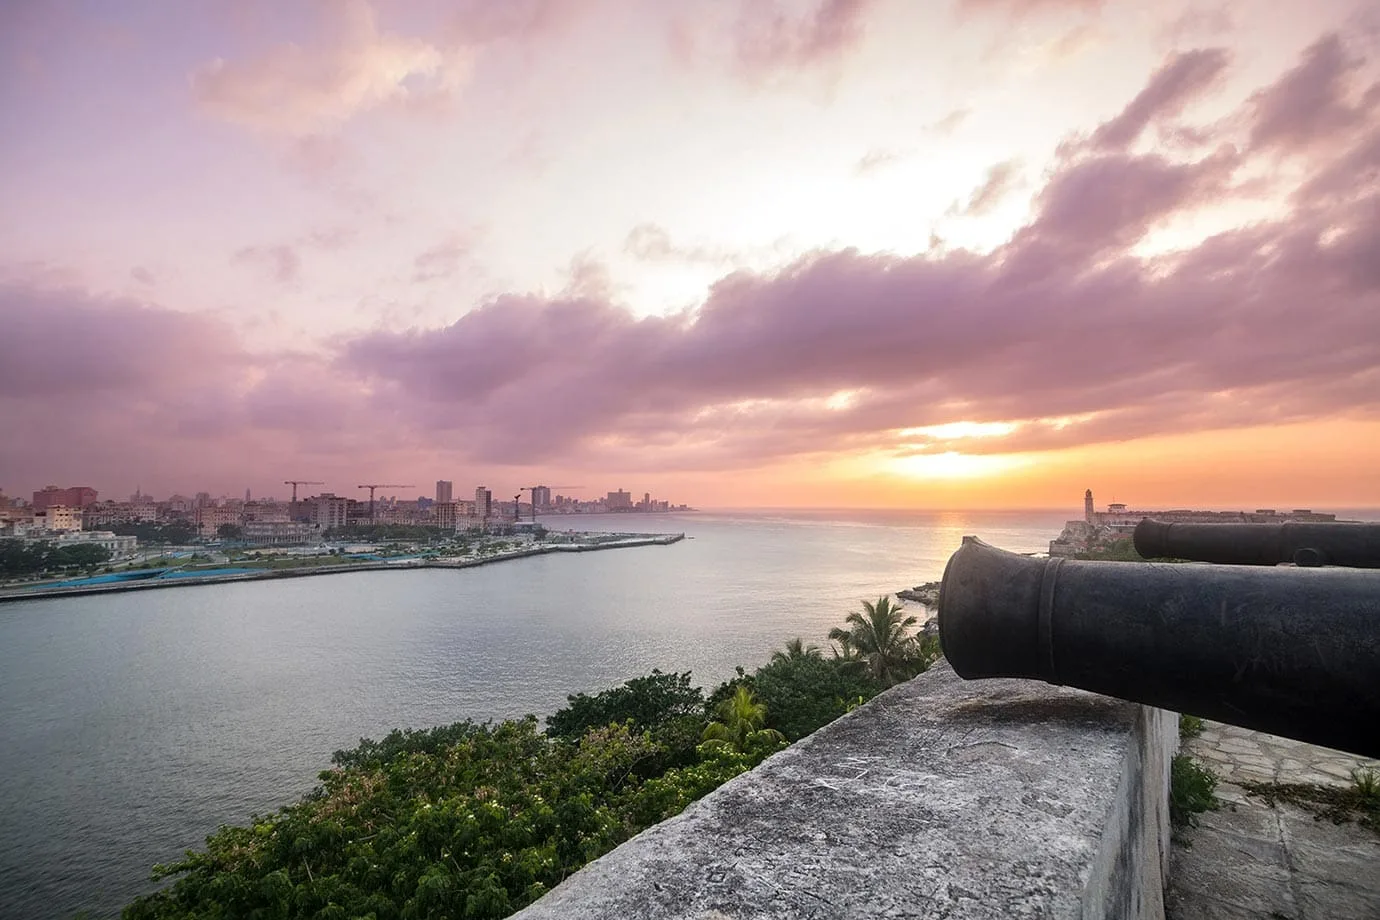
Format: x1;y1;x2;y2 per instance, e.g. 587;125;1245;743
1352;767;1380;803
751;655;882;741
1179;713;1204;740
1170;754;1219;828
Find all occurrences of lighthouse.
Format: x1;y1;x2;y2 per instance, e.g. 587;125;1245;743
1084;489;1095;523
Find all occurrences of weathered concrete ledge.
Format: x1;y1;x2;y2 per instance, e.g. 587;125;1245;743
516;662;1176;920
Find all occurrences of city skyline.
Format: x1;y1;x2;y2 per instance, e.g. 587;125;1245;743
3;0;1378;509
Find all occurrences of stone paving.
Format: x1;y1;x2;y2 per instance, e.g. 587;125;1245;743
1165;720;1380;920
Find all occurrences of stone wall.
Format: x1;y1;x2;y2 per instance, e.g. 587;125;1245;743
513;662;1178;920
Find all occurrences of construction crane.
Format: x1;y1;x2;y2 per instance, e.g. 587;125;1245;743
356;484;415;523
518;485;583;523
283;480;324;502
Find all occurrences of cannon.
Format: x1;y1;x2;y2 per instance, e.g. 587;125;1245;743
938;536;1380;758
1134;518;1380;568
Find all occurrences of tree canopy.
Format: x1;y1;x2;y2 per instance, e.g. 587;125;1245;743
0;539;111;577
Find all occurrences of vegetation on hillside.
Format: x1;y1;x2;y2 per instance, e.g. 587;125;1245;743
120;596;938;919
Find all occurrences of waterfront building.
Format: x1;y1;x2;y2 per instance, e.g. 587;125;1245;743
243;501;289;523
83;501;159;527
530;485;551;510
474;486;492;520
242;520;313;546
436;480;453;504
434;501;459;530
607;489;632;510
31;486;97;511
194;505;242;537
307;493;351;530
33;505;83;532
32;529;138;556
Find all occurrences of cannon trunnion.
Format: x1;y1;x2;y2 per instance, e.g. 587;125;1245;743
938;536;1380;758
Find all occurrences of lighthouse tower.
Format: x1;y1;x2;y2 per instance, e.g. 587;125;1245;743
1084;489;1095;523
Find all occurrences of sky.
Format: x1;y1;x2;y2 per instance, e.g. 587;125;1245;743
1;0;1378;511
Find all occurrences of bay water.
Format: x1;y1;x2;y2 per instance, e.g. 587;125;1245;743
0;509;1065;918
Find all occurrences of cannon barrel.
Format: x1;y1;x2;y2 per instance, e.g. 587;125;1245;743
938;537;1380;757
1134;518;1380;568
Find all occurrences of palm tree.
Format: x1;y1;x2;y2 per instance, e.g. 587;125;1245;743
701;686;785;753
771;637;822;664
828;595;922;687
829;631;861;664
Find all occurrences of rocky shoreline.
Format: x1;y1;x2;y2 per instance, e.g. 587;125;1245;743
897;581;940;607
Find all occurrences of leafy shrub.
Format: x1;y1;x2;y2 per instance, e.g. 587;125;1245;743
1352;767;1380;803
546;670;704;741
1179;714;1204;740
331;721;484;770
750;655;882;741
1170;754;1219;828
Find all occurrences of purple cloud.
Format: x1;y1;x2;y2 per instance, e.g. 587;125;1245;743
1089;48;1231;151
413;233;477;282
1248;33;1377;153
950;159;1024;216
734;0;876;74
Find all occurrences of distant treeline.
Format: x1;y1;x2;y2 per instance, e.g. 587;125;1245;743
105;521;198;544
0;539;112;576
325;524;452;542
121;598;939;920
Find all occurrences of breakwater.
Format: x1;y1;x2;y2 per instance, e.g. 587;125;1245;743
0;534;685;604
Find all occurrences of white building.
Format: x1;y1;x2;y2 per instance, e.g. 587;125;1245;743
34;505;82;532
243;520;314;546
37;530;138;556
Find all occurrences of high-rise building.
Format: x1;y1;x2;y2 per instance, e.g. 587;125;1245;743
436;480;453;504
434;502;458;530
530;485;551;510
607;489;632;510
31;486;98;511
474;486;492;520
309;493;351;530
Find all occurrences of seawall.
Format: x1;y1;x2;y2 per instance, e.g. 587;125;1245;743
0;534;685;604
515;661;1177;920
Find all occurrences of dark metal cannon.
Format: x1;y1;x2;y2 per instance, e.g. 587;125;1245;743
938;536;1380;757
1134;518;1380;568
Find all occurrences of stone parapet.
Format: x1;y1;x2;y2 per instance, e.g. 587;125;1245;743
515;662;1177;920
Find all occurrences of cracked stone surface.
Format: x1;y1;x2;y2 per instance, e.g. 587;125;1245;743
1166;720;1380;920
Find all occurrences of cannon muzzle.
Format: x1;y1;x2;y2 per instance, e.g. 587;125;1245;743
938;537;1380;757
1134;518;1380;567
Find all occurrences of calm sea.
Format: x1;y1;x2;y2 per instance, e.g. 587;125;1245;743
0;508;1158;916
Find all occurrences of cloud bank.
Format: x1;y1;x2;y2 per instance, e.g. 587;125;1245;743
5;32;1379;490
